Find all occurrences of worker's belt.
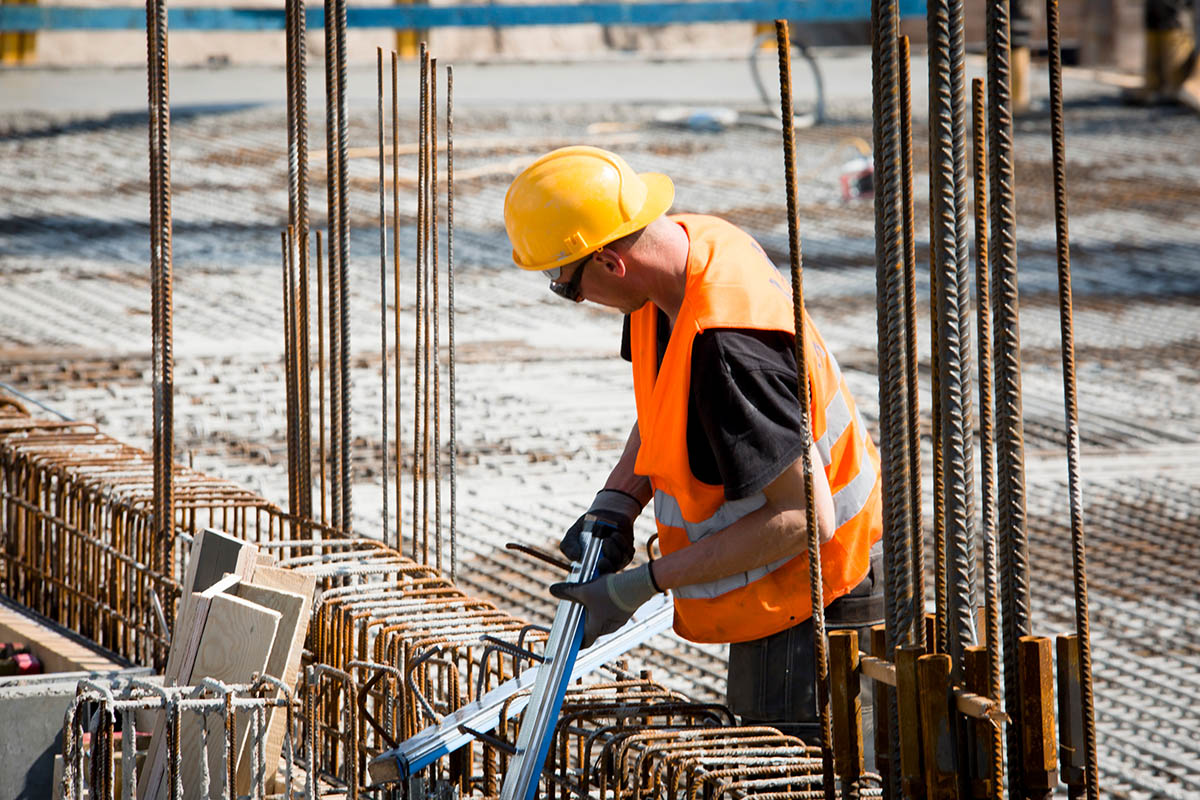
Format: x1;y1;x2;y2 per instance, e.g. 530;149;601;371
824;544;884;631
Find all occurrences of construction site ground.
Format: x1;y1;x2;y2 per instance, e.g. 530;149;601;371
2;51;1199;798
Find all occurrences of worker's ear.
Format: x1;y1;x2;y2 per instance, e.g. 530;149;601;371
593;247;626;278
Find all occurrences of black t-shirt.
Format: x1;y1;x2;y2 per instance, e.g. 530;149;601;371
621;310;808;501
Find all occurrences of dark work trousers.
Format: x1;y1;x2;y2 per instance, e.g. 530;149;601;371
1147;0;1193;31
726;542;885;769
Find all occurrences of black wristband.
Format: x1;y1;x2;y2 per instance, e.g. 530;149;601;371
647;560;664;593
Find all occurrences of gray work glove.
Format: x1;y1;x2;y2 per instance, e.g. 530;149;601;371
549;562;659;649
559;489;641;575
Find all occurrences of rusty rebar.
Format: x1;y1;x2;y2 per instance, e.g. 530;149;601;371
929;0;977;679
1046;1;1099;795
146;0;175;649
431;59;443;574
286;0;312;529
283;229;299;524
870;0;910;792
447;63;457;582
972;76;1004;800
377;48;391;549
422;53;434;566
897;33;924;649
392;50;404;555
775;19;834;800
323;0;343;533
317;230;328;527
335;0;352;535
413;43;427;563
987;0;1033;790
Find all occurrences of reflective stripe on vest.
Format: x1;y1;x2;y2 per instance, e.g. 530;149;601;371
654;489;766;543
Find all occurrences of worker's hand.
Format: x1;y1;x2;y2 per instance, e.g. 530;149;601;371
559;489;641;575
549;563;659;649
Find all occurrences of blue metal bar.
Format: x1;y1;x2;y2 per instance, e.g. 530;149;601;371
0;0;925;32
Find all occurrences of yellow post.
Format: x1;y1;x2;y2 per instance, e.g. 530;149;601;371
394;0;422;60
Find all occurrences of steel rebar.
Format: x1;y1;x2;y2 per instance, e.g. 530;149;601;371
413;43;428;563
317;230;329;527
323;0;343;533
897;33;924;650
987;0;1033;791
146;0;174;649
1046;1;1099;795
775;19;834;800
870;0;910;792
377;48;391;549
431;59;443;574
335;0;352;535
392;51;404;556
928;0;977;678
447;63;457;583
972;76;1005;800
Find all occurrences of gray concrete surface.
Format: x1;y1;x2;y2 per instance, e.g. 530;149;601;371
3;52;1200;797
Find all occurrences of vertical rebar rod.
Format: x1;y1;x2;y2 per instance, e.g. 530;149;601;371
284;0;299;523
286;0;312;529
283;228;299;529
421;53;433;566
317;230;328;527
377;48;390;549
392;51;403;555
1046;2;1099;795
972;76;1005;800
146;0;174;634
929;0;977;680
335;0;352;534
412;43;427;562
871;1;910;792
431;59;443;574
775;20;834;800
897;33;925;649
987;0;1032;790
323;0;343;532
447;63;457;583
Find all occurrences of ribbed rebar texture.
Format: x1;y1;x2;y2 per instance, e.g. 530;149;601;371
146;0;174;642
775;20;834;799
431;60;443;574
412;44;427;562
929;0;977;680
986;0;1033;792
972;76;1005;800
392;51;403;555
447;64;458;583
1045;1;1099;795
335;0;352;534
322;0;343;532
316;230;328;526
285;0;312;527
283;229;299;525
897;33;924;649
377;48;390;549
870;2;910;794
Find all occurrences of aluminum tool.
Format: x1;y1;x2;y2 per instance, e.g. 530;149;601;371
366;521;673;788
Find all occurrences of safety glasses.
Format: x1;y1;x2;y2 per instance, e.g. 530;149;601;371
548;256;589;303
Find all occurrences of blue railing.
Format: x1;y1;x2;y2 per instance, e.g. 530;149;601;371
0;0;925;31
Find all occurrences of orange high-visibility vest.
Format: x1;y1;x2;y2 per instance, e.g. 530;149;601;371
631;214;883;644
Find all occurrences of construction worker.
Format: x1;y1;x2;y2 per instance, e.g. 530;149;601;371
1127;0;1200;111
503;146;884;750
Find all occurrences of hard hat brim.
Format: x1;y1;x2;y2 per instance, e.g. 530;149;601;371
513;172;675;272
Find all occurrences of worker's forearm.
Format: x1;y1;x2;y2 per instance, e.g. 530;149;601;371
602;423;652;506
650;503;810;591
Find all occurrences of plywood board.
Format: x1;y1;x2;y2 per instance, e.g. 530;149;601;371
137;573;243;800
230;572;314;794
179;593;279;800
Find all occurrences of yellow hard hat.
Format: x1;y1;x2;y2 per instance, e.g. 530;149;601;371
503;146;675;272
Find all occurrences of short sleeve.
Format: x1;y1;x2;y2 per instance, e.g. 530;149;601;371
689;329;808;500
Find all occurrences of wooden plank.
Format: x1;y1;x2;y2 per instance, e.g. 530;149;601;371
231;569;315;793
139;527;255;800
917;653;956;800
181;593;280;800
828;630;864;782
139;574;243;800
